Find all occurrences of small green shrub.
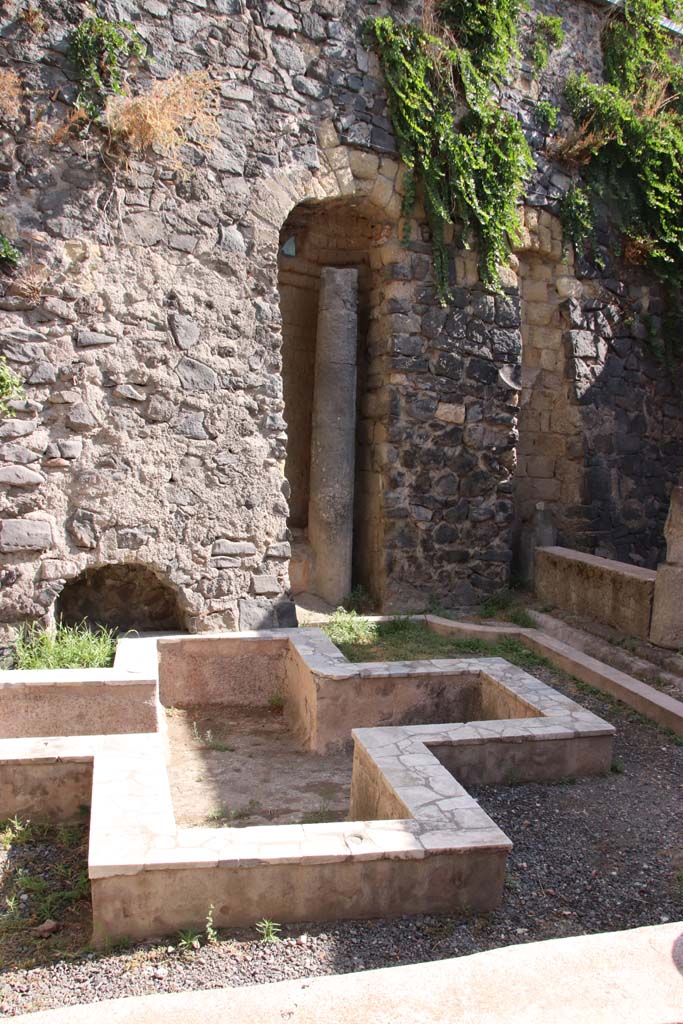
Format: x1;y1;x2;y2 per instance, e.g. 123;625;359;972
0;233;20;269
0;356;24;418
531;14;564;71
69;15;146;116
13;621;117;670
535;99;559;133
0;816;51;850
177;928;202;952
324;608;376;650
343;584;375;614
508;607;535;629
268;692;285;712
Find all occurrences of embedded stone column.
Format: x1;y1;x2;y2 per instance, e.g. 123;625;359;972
650;487;683;648
308;267;358;607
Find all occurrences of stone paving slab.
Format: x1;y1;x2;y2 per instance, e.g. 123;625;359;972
11;922;683;1024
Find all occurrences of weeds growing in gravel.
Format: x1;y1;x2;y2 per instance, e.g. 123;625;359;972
177;928;201;952
205;905;219;944
14;621;117;669
0;818;90;970
255;918;281;942
205;800;262;826
0;817;51;850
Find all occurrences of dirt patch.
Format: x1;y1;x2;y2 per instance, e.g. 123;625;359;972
166;706;352;828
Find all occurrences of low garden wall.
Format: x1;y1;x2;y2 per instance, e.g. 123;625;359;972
0;627;614;944
535;547;656;639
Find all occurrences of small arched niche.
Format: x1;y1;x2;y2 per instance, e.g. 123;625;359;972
278;197;392;608
56;563;184;633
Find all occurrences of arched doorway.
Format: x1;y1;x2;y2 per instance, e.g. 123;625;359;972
278;197;391;608
56;563;184;632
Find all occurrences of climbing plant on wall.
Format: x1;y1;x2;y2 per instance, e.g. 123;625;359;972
561;0;683;283
69;15;146;118
364;3;532;301
0;356;24;418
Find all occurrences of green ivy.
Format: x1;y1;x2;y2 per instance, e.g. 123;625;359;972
559;182;593;249
69;15;146;117
0;232;20;269
602;0;683;96
0;356;24;418
438;0;522;80
365;11;532;299
531;14;564;71
563;1;683;283
535;99;559;133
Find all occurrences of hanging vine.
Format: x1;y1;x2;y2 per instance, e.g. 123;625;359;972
560;0;683;286
364;4;532;301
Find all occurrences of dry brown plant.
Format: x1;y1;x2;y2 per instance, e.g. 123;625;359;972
0;70;22;121
20;3;47;33
552;126;615;165
623;235;658;265
103;72;221;167
9;260;49;304
35;106;91;146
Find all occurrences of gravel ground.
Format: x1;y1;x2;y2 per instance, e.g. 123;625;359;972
1;669;682;1018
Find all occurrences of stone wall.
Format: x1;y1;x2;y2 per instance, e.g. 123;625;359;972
1;0;682;635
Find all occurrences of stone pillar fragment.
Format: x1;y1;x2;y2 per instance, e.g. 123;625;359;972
308;267;358;606
650;487;683;648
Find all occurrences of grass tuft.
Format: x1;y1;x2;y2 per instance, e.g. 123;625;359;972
299;799;333;825
322;612;549;671
13;621;117;670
